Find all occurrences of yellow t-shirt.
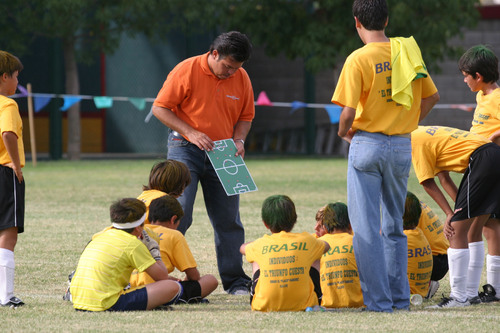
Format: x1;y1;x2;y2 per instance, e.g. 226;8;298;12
318;233;363;308
411;126;490;183
417;201;449;256
245;231;326;312
332;42;437;135
137;189;167;224
0;95;25;166
405;228;433;297
130;224;197;287
70;229;156;311
470;88;500;138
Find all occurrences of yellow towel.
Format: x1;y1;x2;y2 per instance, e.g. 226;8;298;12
390;36;428;110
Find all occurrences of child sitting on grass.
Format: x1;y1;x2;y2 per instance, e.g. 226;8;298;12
403;192;433;298
130;195;218;304
315;203;363;308
138;160;191;224
240;195;329;311
70;198;181;312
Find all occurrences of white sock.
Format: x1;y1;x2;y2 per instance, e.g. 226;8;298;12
486;254;500;293
466;241;484;299
0;248;15;304
448;247;469;302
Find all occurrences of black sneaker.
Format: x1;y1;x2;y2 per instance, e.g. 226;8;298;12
425;297;470;309
1;296;24;308
479;284;500;303
468;295;481;305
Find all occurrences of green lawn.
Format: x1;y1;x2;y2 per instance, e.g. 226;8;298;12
2;158;498;332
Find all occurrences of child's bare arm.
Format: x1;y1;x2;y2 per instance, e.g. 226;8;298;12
321;240;330;254
2;131;23;182
183;267;201;281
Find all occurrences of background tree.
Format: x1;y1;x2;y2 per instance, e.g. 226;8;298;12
0;0;218;160
219;0;480;73
0;0;480;159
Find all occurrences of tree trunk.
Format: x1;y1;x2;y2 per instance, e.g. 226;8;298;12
63;38;81;160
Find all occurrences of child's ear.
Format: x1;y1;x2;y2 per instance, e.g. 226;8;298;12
170;215;178;225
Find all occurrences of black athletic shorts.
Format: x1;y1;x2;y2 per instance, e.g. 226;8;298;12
178;280;202;304
0;165;25;233
452;143;500;222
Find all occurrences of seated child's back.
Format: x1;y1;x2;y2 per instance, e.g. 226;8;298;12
241;195;329;312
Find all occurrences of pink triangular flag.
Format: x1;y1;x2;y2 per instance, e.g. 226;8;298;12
256;91;273;106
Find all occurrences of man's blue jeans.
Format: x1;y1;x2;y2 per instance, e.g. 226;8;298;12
167;132;250;292
347;131;411;312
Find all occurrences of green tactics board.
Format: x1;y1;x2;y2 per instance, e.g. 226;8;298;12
206;139;258;196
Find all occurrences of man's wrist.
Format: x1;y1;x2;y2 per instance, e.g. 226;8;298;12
234;138;245;144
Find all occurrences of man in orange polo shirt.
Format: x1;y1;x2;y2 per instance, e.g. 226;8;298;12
152;31;254;295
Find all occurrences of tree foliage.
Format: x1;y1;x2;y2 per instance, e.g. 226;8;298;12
0;0;481;158
218;0;480;72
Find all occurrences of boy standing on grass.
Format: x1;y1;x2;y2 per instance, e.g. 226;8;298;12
331;0;439;312
403;192;433;298
240;195;329;312
411;126;500;308
70;198;182;312
0;50;25;308
315;203;363;309
458;45;500;302
130;195;218;304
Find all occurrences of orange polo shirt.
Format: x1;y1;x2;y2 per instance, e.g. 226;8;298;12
154;53;255;141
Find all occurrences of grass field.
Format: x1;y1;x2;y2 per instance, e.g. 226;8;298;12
2;157;499;332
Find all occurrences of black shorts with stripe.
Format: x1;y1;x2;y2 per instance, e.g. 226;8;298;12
0;165;25;233
452;143;500;222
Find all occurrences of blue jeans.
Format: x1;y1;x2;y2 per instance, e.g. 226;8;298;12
167;132;250;292
347;131;411;312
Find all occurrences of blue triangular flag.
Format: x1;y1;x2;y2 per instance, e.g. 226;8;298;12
290;101;307;114
34;96;52;112
17;85;28;96
60;96;82;111
325;105;342;124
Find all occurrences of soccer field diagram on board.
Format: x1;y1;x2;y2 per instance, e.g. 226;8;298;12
206;139;258;196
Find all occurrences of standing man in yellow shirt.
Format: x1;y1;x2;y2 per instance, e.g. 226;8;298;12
331;0;439;312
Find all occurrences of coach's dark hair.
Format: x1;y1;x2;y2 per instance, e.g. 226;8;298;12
459;45;499;83
209;31;252;63
0;50;23;76
149;195;184;224
143;160;191;197
261;195;297;233
110;198;146;233
352;0;388;31
403;192;422;230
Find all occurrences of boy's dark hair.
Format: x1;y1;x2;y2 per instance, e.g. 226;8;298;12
352;0;388;31
110;198;146;233
209;31;252;63
403;192;422;230
261;195;297;233
458;45;499;83
143;160;191;197
0;50;23;76
149;195;184;224
321;203;350;233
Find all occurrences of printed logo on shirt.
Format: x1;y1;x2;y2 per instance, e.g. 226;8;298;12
226;95;240;101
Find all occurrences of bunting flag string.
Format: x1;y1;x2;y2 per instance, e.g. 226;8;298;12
12;87;476;125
